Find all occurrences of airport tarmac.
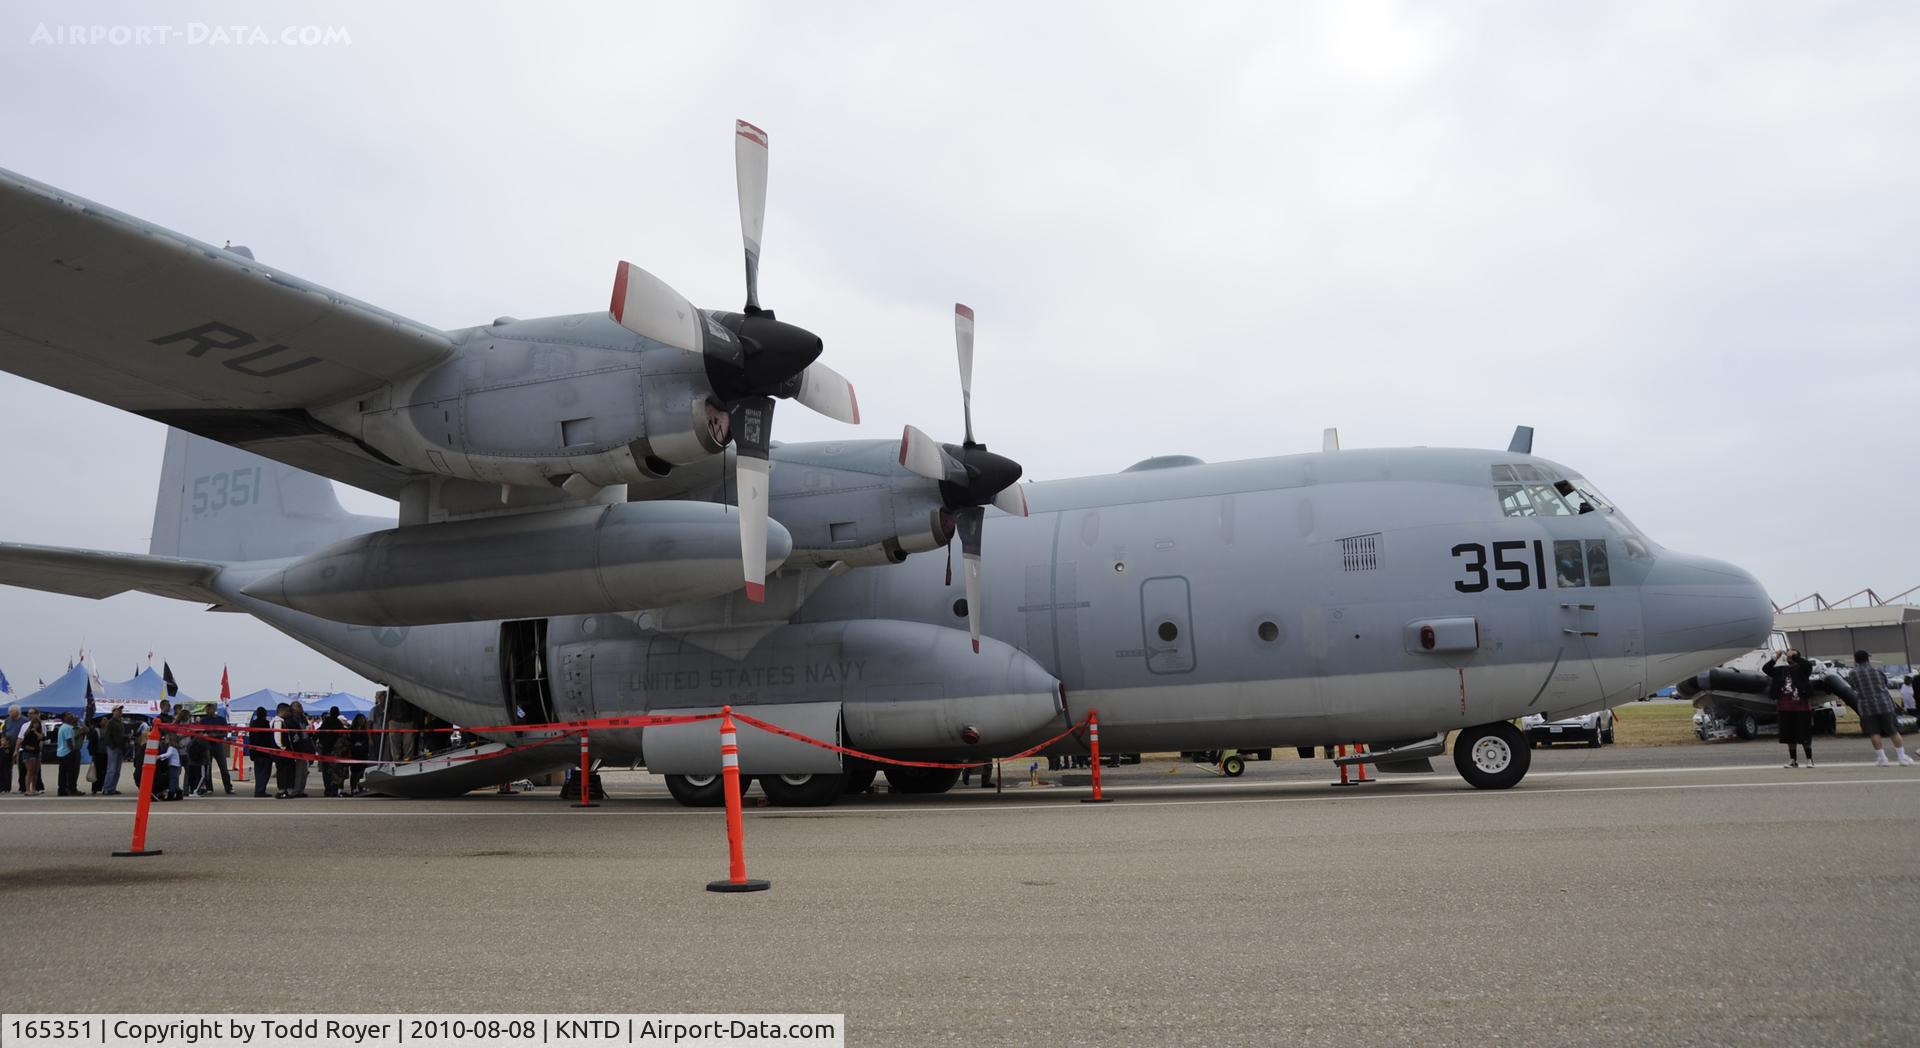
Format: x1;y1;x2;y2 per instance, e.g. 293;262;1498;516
2;747;1917;1047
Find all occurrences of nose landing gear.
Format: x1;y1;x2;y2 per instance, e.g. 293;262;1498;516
1452;722;1531;789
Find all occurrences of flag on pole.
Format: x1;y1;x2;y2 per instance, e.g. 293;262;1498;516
0;667;10;694
162;661;179;698
219;666;232;701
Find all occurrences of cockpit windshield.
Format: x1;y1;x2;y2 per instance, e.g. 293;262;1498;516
1490;465;1657;561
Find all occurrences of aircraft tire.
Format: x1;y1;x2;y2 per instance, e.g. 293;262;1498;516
1452;722;1530;790
759;772;846;807
1734;714;1758;740
664;773;727;807
883;766;962;794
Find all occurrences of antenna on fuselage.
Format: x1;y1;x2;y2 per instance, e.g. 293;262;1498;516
1507;425;1534;454
1322;427;1340;452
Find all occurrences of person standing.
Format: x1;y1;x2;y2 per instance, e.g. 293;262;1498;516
1763;649;1817;768
101;707;127;795
55;713;81;795
346;714;371;796
318;707;346;797
247;707;273;797
37;713;56;792
198;706;233;794
86;716;106;794
272;702;294;798
284;701;312;798
1845;651;1913;767
1;704;18;793
19;716;43;796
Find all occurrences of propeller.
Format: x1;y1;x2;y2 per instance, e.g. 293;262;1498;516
898;304;1028;652
608;120;861;601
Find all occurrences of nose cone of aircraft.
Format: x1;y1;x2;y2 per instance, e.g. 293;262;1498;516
1641;553;1774;683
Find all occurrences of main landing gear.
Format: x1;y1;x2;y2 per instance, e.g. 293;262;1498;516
1452;722;1531;790
663;772;754;807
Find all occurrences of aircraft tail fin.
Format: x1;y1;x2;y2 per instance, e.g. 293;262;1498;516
150;429;390;562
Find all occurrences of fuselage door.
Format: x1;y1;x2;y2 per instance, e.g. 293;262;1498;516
1141;575;1195;675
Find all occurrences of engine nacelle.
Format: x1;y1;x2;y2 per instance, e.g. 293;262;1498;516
239;500;792;625
763;439;956;567
312;313;730;491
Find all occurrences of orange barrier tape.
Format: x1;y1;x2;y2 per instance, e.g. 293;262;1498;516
731;711;1092;771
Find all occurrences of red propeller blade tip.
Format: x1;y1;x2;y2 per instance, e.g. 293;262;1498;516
609;261;630;323
971;639;980;654
955;303;974;320
744;582;765;603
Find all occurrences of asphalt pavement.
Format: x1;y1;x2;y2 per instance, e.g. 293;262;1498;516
2;745;1916;1047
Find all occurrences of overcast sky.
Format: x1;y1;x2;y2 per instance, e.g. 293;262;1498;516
1;1;1915;696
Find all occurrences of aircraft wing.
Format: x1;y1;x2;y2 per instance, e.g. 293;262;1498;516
0;542;222;603
0;167;454;495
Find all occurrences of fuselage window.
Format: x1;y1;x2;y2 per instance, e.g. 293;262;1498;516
1554;540;1586;587
1585;539;1611;586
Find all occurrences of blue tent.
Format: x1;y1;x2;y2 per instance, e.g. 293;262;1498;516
12;662;94;716
13;664;204;718
316;691;377;716
232;688;375;718
100;666;200;706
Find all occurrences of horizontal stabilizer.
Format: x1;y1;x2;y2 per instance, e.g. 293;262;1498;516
0;542;222;603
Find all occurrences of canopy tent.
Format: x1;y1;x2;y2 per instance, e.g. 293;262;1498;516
231;688;376;720
10;662;96;716
10;663;203;718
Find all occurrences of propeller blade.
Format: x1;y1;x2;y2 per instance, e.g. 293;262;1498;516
954;303;976;444
610;260;702;353
735;119;769;313
729;396;775;602
899;424;963;484
787;360;860;424
991;483;1029;518
957;506;985;653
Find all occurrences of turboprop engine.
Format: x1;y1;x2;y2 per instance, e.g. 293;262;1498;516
239;501;793;626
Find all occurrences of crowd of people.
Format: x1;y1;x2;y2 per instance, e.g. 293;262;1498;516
0;698;385;800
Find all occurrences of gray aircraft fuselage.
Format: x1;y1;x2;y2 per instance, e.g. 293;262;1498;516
220;441;1773;767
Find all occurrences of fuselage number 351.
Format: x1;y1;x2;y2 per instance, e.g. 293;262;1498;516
1451;540;1549;593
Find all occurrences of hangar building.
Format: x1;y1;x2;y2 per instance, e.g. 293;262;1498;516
1776;604;1919;670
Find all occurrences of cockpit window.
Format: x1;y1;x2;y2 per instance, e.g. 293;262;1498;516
1553;540;1586;586
1495;482;1575;517
1553;539;1612;588
1493;465;1657;563
1585;539;1611;585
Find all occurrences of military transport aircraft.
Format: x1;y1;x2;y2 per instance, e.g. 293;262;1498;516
0;125;1776;804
